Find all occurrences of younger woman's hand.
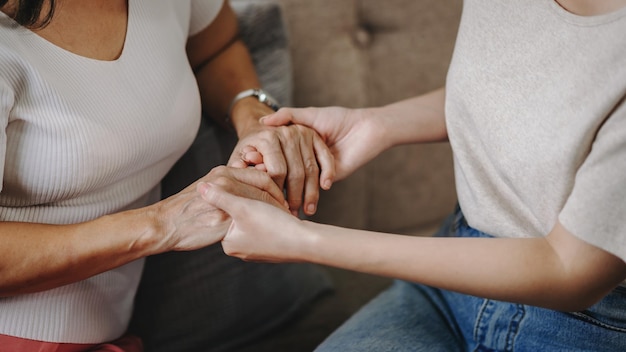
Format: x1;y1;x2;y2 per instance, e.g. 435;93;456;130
261;107;384;181
200;180;309;263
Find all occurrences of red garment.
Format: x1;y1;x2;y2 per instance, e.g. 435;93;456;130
0;333;142;352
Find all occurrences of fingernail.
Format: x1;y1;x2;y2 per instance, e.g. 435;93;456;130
258;116;266;124
283;200;289;209
306;203;316;215
323;180;332;190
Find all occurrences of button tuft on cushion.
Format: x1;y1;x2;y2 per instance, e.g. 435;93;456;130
352;27;372;48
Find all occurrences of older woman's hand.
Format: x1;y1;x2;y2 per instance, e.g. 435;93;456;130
153;166;287;252
228;119;335;216
260;107;384;182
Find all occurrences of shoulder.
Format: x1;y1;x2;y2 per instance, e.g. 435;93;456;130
189;0;225;36
143;0;223;38
0;27;43;114
0;28;35;87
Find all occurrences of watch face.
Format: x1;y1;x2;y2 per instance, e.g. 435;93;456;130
255;90;280;111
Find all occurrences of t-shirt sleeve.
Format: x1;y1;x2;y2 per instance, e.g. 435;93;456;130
189;0;225;37
559;101;626;262
0;79;11;193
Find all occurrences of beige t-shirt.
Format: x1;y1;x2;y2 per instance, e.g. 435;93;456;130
446;1;626;260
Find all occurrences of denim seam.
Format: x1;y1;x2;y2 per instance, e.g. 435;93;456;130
504;304;525;352
568;311;626;333
473;299;492;344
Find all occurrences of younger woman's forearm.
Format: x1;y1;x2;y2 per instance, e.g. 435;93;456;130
365;87;448;147
298;221;625;311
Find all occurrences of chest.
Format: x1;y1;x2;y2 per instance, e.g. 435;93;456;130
0;0;201;205
34;0;129;61
446;0;626;169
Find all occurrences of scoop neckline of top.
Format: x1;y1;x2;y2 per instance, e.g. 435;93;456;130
548;0;626;26
0;0;131;64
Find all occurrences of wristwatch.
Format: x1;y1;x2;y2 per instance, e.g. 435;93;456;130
228;88;281;116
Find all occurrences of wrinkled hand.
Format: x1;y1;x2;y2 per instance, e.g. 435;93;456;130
200;181;306;263
260;107;382;181
229;122;335;216
153;166;287;252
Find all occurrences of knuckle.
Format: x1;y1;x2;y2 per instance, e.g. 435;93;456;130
304;159;319;175
208;165;228;177
281;125;297;138
295;124;310;134
268;166;288;178
288;168;304;180
212;176;233;190
249;131;273;147
258;172;273;184
288;197;303;207
259;129;278;140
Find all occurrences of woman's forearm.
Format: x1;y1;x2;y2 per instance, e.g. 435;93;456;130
365;87;448;148
1;165;286;297
0;208;160;297
298;221;626;311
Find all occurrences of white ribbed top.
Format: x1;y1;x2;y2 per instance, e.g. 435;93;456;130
0;0;223;343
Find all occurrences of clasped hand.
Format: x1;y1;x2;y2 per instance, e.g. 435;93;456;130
201;106;386;262
228;118;335;215
153;166;287;252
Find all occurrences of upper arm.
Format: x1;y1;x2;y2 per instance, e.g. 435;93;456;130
558;101;626;261
548;101;626;308
186;1;239;71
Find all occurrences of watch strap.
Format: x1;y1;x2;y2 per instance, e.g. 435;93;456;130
227;88;281;118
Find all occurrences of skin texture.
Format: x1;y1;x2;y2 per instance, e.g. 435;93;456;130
204;84;626;312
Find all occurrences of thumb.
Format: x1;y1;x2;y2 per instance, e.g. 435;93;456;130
260;107;315;128
197;182;243;216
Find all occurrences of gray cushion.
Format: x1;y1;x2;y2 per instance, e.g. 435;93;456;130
232;0;293;107
129;3;332;351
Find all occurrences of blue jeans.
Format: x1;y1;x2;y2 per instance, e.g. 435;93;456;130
315;208;626;351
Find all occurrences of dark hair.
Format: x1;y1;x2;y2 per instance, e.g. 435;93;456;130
0;0;55;28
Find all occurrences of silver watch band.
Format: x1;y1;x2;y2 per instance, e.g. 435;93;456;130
227;88;281;118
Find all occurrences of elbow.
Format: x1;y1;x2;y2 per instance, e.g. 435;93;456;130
548;293;604;312
536;278;622;312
